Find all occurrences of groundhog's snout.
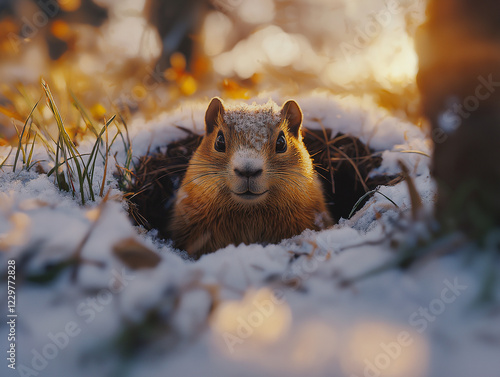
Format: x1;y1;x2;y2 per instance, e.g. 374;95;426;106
229;148;269;202
234;166;263;178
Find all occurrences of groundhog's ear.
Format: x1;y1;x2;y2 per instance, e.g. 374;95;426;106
280;100;303;137
205;97;225;134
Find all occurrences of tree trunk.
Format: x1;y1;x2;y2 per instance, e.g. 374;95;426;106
417;0;500;237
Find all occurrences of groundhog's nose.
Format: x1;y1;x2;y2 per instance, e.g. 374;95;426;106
234;167;263;178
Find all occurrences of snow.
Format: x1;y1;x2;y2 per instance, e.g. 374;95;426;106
1;92;499;377
223;99;281;151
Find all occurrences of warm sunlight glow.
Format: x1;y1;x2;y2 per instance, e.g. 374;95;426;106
325;33;419;88
101;18;161;61
263;30;301;67
209;288;293;373
340;322;429;377
211;288;291;346
371;34;419;85
202;12;233;57
207;0;425;92
237;0;276;24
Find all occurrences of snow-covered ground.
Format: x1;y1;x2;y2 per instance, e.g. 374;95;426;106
1;92;499;377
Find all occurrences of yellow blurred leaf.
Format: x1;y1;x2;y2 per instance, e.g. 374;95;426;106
90;104;107;120
179;75;197;96
50;20;72;40
222;79;250;99
58;0;81;12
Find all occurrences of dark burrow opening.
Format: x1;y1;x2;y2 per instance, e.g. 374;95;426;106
121;127;402;241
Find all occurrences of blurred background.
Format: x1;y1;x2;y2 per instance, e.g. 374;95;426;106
0;0;426;143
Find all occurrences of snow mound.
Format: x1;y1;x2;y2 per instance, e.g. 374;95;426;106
1;92;499;377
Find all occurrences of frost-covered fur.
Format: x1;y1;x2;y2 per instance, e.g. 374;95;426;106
169;98;333;258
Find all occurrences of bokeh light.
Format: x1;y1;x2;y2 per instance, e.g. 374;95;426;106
210;288;292;347
340;321;429;377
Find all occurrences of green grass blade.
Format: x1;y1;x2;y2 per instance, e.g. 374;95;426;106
13;100;39;172
69;89;99;137
118;113;133;170
35;130;56;159
47;153;91;176
84;124;106;182
77;115;117;201
41;79;64;128
43;79;93;202
16;85;47;133
13;125;27;169
24;121;33;160
64;134;88;203
348;189;400;219
0;147;13;170
26;132;37;170
99;120;109;197
348;189;378;219
42;80;80;199
109;126;122;150
55;132;62;187
28;159;44;171
376;190;400;209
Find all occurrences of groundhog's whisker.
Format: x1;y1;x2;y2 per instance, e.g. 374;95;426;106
158;164;221;177
183;162;221;167
269;170;311;181
271;176;308;191
181;173;226;188
191;178;226;197
184;163;225;171
188;169;228;177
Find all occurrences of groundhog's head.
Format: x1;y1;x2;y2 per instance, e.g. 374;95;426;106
183;97;316;207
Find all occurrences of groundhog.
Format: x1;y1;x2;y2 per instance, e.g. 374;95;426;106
169;97;333;258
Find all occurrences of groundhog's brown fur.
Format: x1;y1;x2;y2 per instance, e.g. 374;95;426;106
169;98;333;258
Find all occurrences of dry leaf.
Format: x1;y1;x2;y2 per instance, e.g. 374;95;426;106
18;199;50;211
112;237;161;269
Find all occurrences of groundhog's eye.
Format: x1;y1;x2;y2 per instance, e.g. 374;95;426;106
214;131;226;152
276;131;287;153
